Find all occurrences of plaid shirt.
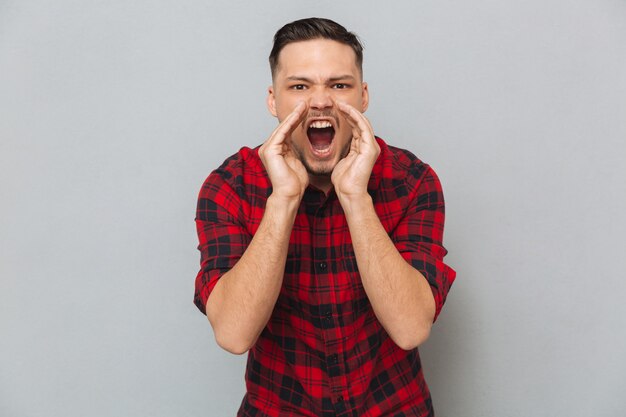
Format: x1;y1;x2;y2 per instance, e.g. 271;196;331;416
194;137;455;417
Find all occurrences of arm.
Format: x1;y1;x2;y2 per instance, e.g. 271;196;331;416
206;195;299;354
332;102;439;350
339;194;436;350
205;102;309;354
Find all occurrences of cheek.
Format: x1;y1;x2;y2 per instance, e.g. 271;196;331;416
334;90;363;105
273;95;295;118
335;125;353;149
351;96;365;111
277;103;300;121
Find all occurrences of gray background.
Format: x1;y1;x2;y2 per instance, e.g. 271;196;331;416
1;0;625;416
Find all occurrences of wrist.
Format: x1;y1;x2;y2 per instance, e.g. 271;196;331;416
266;193;301;217
337;192;373;217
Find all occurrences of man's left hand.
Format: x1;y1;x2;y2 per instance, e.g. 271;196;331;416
331;101;381;200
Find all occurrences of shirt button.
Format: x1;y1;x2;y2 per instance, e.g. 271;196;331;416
336;396;344;403
328;354;338;364
322;315;332;328
318;262;327;271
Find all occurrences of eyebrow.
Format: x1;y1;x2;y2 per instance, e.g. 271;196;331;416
285;75;357;83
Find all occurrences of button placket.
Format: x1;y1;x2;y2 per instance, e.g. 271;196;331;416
312;197;350;414
321;307;333;328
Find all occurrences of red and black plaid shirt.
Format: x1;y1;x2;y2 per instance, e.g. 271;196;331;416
194;137;455;417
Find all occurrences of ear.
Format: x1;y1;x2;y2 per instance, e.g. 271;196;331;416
267;85;277;117
361;82;369;112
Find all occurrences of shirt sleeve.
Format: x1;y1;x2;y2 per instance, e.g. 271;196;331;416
391;165;456;322
193;169;252;315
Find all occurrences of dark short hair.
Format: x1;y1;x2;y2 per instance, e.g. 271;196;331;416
269;17;364;79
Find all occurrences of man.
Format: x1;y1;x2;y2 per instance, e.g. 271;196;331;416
194;17;455;417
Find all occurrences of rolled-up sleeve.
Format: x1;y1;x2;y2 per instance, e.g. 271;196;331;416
194;170;251;315
392;165;456;321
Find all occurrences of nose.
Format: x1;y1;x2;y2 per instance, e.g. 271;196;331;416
308;87;333;110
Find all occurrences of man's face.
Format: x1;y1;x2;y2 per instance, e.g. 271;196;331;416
267;39;369;179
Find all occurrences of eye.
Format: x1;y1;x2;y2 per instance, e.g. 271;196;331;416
332;83;350;89
290;84;307;90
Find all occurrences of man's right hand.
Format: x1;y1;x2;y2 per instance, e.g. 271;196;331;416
258;101;309;201
207;102;309;354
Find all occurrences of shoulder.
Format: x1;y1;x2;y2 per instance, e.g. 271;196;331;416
371;138;447;232
375;137;435;189
210;146;264;184
198;146;269;200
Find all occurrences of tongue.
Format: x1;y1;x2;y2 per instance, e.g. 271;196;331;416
307;127;334;149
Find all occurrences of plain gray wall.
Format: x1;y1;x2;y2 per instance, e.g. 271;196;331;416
1;1;625;416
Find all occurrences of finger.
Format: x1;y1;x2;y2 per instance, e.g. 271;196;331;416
336;101;375;144
337;101;370;135
332;98;357;130
267;101;308;147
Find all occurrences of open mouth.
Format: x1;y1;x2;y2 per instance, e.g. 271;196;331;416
306;120;335;153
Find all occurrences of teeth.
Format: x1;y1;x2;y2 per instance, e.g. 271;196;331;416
309;120;332;129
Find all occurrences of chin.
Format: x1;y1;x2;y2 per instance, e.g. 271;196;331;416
302;159;336;177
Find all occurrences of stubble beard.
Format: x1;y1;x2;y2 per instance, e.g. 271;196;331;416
291;134;352;177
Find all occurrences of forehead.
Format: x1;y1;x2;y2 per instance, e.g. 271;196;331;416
275;39;360;79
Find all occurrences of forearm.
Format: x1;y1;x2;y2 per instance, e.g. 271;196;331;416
340;194;436;350
206;195;299;354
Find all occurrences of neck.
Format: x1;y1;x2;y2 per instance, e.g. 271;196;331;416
308;174;333;195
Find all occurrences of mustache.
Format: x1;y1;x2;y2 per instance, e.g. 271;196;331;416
301;110;340;129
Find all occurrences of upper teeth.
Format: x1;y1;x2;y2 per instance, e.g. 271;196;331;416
309;121;332;129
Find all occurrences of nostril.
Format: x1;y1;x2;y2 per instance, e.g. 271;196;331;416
309;93;333;107
309;101;333;110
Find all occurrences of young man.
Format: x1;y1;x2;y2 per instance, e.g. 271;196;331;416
194;17;456;417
